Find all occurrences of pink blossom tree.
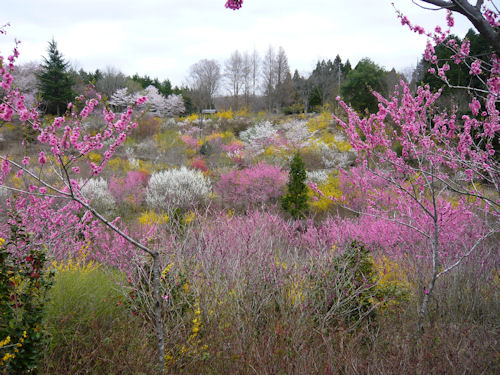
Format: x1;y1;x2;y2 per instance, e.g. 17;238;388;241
309;6;499;328
0;26;167;372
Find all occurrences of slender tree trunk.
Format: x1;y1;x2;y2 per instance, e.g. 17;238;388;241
152;251;165;373
419;173;441;331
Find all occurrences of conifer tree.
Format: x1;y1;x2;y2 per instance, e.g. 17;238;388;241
281;152;309;219
36;39;73;115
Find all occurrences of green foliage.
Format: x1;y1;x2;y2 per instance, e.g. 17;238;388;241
199;141;213;156
281;152;309;219
0;213;54;373
36;39;74;115
341;57;387;113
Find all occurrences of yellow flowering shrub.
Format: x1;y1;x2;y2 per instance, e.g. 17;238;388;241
184;113;199;123
309;174;343;212
373;256;410;309
50;243;101;275
106;157;128;171
235;107;249;118
137;210;169;226
216;109;233;120
87;151;102;164
0;331;27;367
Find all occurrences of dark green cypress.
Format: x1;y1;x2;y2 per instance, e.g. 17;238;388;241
281;152;309;219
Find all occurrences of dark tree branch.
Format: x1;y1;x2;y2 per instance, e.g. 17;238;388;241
419;0;500;56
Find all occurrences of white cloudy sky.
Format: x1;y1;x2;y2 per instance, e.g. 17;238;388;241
2;0;474;88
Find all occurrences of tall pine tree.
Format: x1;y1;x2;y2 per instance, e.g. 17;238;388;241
37;39;73;115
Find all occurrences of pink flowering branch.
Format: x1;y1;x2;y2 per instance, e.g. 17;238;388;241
395;2;499;103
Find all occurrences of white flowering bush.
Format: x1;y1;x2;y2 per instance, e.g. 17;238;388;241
239;121;279;157
79;178;116;214
141;85;167;116
240;121;278;145
281;119;311;147
146;167;212;210
316;140;356;169
306;169;330;185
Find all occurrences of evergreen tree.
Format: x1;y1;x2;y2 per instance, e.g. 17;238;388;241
281;152;309;219
341;58;386;113
36;39;74;115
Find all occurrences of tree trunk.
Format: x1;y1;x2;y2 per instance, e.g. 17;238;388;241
418;218;440;331
152;251;165;373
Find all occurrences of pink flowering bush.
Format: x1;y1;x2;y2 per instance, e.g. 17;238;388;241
190;156;208;172
216;162;287;208
109;170;150;208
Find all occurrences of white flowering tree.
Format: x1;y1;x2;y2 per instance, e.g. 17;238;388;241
165;93;185;117
140;85;167;116
108;87;134;110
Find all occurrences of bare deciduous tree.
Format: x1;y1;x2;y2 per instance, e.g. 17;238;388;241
261;45;276;112
187;59;221;111
95;66;128;98
224;50;244;109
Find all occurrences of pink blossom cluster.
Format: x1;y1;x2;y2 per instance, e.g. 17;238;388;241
109;170;151;207
216;162;287;207
0;27;159;273
225;0;243;10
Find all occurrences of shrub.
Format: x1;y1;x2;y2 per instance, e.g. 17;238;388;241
0;214;54;373
309;173;342;213
308;242;379;329
190;157;208;172
146;167;212;211
79;178;115;215
132;114;162;140
109;170;150;208
216;162;287;208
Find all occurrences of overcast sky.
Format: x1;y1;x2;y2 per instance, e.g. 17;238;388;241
2;0;475;88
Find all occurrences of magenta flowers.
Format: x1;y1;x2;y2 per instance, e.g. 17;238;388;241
225;0;243;10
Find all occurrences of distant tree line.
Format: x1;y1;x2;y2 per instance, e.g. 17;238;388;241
16;28;490;117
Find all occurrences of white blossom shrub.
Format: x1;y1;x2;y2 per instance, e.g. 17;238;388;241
79;178;116;214
316;140;356;169
281;119;312;147
306;169;330;184
146;167;212;210
240;121;278;144
239;121;279;157
12;61;39;108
